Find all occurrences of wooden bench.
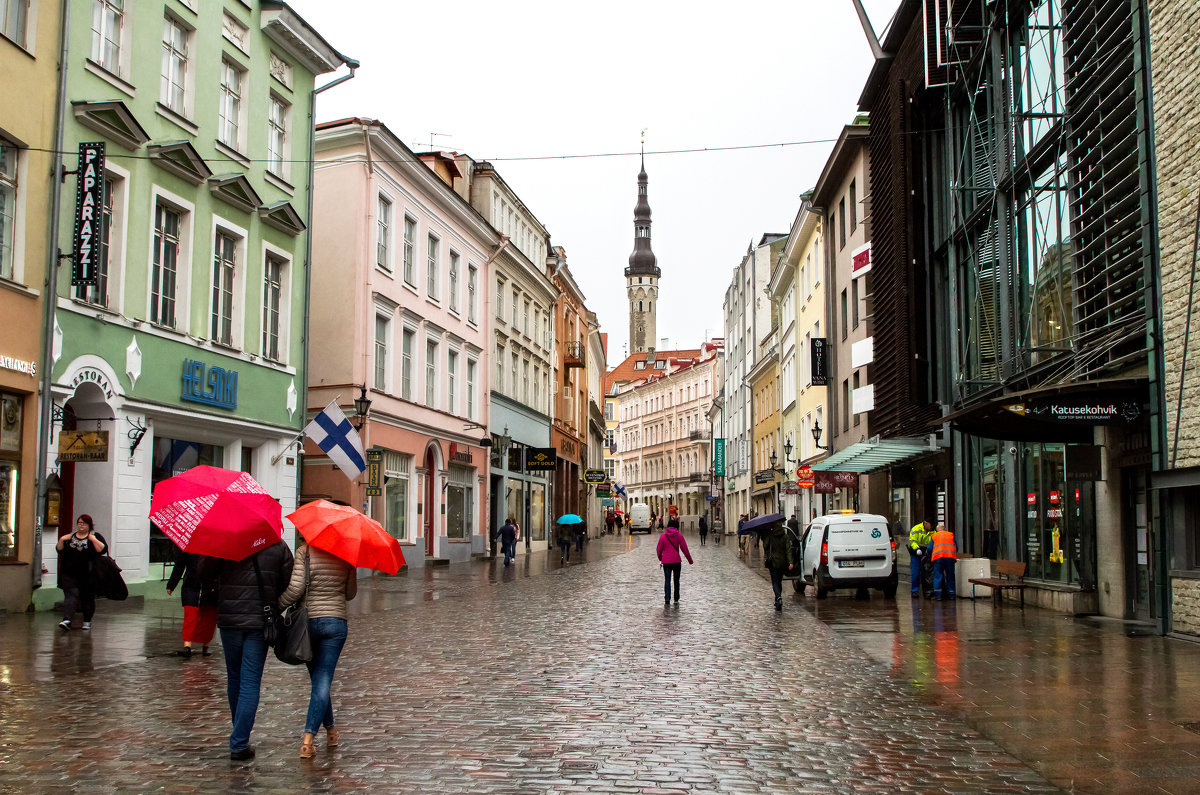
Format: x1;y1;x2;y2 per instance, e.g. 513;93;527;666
968;560;1027;608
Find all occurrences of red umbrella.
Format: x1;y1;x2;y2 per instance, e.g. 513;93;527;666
287;500;406;575
149;465;282;560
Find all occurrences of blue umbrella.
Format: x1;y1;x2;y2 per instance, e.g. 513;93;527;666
557;514;583;525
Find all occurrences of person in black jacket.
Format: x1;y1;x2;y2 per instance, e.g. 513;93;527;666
166;551;218;658
55;514;106;631
199;540;293;761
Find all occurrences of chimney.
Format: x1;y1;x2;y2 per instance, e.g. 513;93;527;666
661;337;669;351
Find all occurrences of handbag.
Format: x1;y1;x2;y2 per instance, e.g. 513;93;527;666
273;549;312;666
92;537;128;601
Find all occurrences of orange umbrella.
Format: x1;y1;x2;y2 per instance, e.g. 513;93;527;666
286;500;406;575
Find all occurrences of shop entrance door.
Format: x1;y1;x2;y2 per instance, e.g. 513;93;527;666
424;449;435;558
1124;469;1152;621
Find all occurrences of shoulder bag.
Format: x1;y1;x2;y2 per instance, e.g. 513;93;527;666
274;548;312;665
92;534;128;601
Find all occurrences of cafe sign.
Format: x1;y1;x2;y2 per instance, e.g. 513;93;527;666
1005;398;1142;424
584;469;606;484
58;430;109;462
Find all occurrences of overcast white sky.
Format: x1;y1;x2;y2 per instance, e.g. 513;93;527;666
288;0;902;362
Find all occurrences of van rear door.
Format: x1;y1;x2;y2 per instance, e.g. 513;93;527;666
826;520;892;579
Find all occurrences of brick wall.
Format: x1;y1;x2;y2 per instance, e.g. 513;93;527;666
1151;0;1200;469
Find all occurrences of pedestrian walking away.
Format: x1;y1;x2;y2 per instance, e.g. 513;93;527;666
760;515;794;610
166;551;218;657
199;539;294;760
698;513;709;546
279;542;358;758
575;522;586;553
55;514;106;631
930;524;958;600
908;519;934;597
495;517;519;566
555;522;573;563
656;518;694;605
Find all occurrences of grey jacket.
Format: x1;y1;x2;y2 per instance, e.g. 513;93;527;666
279;545;358;620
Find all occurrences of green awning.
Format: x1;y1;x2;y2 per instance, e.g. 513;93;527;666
810;437;938;473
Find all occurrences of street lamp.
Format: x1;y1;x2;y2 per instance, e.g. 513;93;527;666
812;419;828;451
783;436;795;463
353;385;372;430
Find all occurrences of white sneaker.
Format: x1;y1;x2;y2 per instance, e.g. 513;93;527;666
81;622;91;630
58;620;71;631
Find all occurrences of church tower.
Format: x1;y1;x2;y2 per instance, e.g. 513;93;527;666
625;153;660;353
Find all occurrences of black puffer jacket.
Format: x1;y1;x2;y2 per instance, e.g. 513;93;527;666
167;552;218;608
199;541;294;631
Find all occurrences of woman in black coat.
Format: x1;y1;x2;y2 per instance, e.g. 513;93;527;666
166;552;218;657
56;514;106;630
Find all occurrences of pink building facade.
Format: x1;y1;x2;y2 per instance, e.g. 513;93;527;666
306;119;498;567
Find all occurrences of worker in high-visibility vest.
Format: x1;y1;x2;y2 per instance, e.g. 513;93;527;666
929;524;958;600
908;520;934;596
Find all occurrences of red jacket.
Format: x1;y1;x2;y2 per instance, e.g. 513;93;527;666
656;527;693;565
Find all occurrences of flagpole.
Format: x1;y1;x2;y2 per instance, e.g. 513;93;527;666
271;392;343;466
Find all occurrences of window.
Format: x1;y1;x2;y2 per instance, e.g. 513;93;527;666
448;251;459;312
426;340;438;407
841;289;848;340
496;278;504;319
1;0;28;48
446;468;474;539
151;202;180;327
447;350;458;414
510;352;518;400
91;0;123;74
384;452;410;541
0;141;14;281
842;379;850;432
853;370;861;426
511;289;518;327
466;359;476;420
160;17;189;113
402;215;415;283
852;279;860;329
523;300;530;336
374;315;389;391
850;179;858;232
543;313;550;348
605;401;614;420
401;329;413;400
267;96;288;176
75;176;116;304
522;359;530;403
262;254;283;361
604;459;615;479
211;231;236;346
495;344;504;393
467;264;478;323
426;234;439;298
838;197;846;248
218;59;244;150
376;196;392;271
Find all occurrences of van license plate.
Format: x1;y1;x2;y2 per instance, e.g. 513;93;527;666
839;560;865;568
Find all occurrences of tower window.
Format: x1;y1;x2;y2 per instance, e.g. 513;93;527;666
639;301;643;312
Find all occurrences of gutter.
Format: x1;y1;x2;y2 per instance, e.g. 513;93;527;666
33;0;71;595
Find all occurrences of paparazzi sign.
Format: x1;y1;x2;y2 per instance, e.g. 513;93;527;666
71;142;106;286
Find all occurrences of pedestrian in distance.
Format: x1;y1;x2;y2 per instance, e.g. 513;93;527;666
656;517;694;606
166;551;218;658
698;513;709;546
55;514;106;631
737;515;750;559
496;516;519;566
555;522;573;563
199;539;294;761
279;540;358;758
929;524;958;601
761;517;795;610
908;519;934;597
574;522;586;553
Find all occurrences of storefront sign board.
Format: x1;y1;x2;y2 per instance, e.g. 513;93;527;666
525;448;557;471
181;359;238;410
71;142;105;286
58;430;109;462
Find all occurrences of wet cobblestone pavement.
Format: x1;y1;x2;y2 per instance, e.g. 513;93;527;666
2;534;1194;792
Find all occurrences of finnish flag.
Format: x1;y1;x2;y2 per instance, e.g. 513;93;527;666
613;480;628;499
304;401;366;481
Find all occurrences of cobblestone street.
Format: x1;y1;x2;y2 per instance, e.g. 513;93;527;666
0;536;1069;794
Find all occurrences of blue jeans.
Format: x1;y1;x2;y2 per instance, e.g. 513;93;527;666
575;533;584;552
932;558;956;599
558;539;571;560
220;628;269;753
663;562;681;602
909;551;922;593
502;538;515;564
304;617;349;734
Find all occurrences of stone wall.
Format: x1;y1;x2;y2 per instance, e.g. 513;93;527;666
1151;0;1200;469
1171;577;1200;636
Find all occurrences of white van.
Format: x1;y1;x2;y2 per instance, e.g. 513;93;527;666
798;512;897;599
628;503;652;533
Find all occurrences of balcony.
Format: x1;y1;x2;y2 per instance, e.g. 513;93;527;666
689;429;709;441
689;472;707;483
564;340;585;369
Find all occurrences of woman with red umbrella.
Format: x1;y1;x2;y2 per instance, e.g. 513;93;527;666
278;538;357;758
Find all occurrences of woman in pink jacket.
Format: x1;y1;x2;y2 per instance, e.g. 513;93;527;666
656;518;694;606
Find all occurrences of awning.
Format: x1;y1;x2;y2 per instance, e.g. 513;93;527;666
810;437;939;473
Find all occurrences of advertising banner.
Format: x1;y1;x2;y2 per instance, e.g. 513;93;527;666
811;338;829;386
71;142;106;286
714;438;725;473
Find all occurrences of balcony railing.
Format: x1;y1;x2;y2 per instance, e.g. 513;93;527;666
564;340;585;368
689;429;709;441
689;472;707;483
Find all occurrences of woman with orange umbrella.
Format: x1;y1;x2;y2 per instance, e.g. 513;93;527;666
282;500;403;758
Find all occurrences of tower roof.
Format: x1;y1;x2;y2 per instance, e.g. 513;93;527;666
626;154;660;277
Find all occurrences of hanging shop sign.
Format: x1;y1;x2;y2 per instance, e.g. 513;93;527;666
525;448;557;471
1065;444;1103;481
365;448;383;496
714;438;725;473
181;358;238;410
850;242;872;279
785;484;800;494
58;430;109;462
755;470;775;484
584;469;607;484
1005;398;1142;425
71;142;106;287
810;338;829;386
797;466;813;479
812;471;859;494
448;443;473;465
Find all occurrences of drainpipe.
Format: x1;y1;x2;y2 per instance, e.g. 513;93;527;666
298;58;357;515
33;0;71;596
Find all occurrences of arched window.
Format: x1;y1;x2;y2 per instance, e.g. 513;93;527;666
639;301;643;312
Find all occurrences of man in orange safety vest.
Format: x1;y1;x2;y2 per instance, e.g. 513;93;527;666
929;524;957;600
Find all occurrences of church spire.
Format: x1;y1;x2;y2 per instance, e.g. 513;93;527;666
626;136;660;354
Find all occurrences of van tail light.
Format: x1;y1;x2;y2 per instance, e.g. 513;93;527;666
820;542;828;566
890;537;897;562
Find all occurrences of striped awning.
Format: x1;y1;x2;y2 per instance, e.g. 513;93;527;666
809;437;938;474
